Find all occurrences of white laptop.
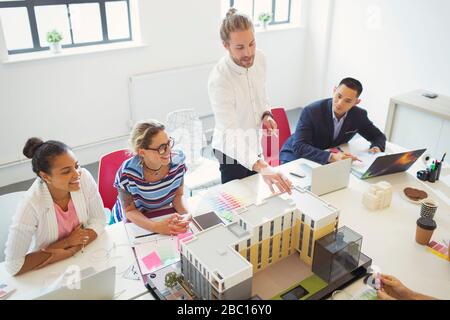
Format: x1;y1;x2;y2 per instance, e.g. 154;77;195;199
34;266;116;300
295;158;352;196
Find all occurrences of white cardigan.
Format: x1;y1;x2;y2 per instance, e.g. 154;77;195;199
4;168;106;275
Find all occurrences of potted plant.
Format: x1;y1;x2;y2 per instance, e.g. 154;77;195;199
47;29;63;53
258;12;272;30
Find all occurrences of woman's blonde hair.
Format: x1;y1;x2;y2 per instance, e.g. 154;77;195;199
129;119;165;154
220;8;254;42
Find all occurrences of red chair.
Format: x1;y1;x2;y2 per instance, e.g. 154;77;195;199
262;107;292;167
98;149;132;211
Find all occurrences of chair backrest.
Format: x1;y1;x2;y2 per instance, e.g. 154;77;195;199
0;191;26;262
98;149;132;211
271;107;292;149
262;107;292;166
166;108;206;166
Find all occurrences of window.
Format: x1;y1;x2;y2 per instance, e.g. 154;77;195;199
279;234;283;258
0;0;132;55
307;229;314;257
229;0;292;26
257;243;262;264
299;223;304;251
288;222;293;254
269;237;273;260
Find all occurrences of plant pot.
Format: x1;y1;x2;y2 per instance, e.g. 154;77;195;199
49;42;62;54
262;22;268;30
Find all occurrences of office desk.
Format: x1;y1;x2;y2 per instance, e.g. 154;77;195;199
179;139;450;300
0;222;147;300
279;140;450;299
2;139;447;300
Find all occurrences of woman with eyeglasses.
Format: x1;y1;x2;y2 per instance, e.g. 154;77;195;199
4;138;105;275
112;119;190;235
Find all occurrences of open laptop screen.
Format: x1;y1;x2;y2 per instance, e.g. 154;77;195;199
357;149;426;179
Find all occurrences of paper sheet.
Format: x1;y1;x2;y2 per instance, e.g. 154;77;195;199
134;236;180;275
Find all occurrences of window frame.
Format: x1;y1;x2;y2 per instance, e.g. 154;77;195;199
229;0;292;26
0;0;132;55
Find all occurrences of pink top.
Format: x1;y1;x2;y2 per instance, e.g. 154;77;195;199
54;199;80;240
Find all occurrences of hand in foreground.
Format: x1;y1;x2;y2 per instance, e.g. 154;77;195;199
376;274;414;300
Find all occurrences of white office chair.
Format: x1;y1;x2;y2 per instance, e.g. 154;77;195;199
166;109;221;195
0;191;26;262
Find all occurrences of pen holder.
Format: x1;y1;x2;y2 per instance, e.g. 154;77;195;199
427;168;438;183
435;162;441;181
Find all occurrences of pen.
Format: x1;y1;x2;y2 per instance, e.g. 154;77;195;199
290;172;305;178
135;232;158;239
441;152;446;163
336;146;344;153
81;225;85;253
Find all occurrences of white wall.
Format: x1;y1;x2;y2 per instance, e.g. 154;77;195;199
300;0;335;106
0;0;306;186
306;0;450;129
258;27;306;111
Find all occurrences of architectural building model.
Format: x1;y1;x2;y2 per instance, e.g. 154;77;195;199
178;186;342;300
362;181;392;210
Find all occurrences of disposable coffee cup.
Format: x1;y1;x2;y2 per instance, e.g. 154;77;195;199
420;198;438;219
415;217;437;245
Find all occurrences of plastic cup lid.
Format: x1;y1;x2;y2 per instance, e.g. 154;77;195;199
416;217;437;230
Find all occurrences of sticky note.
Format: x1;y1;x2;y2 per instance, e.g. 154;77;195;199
142;251;162;272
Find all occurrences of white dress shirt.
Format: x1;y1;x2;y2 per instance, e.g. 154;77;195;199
4;168;106;275
208;49;270;171
333;111;348;140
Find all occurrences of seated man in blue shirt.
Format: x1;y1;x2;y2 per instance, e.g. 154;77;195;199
280;77;386;164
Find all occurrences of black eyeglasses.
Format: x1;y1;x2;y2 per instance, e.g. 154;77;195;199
146;137;174;155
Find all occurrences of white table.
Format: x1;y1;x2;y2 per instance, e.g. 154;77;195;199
0;222;148;300
2;139;448;300
184;139;450;299
278;140;450;299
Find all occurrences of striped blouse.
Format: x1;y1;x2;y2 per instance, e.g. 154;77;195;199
112;151;186;223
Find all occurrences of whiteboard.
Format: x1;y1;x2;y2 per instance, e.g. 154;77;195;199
128;63;215;124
